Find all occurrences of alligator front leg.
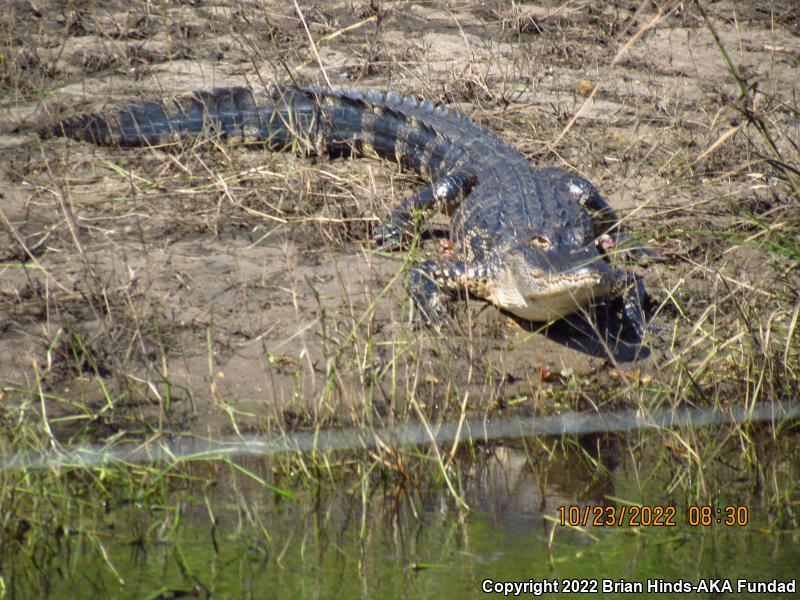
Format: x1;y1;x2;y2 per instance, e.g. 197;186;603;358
408;259;468;326
374;170;475;250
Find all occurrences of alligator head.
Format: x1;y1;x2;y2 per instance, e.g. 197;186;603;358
488;233;613;322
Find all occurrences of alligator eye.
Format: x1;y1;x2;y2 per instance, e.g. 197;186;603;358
529;235;551;251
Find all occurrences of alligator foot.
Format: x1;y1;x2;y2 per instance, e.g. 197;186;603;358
406;259;469;327
408;269;450;327
612;269;648;342
372;218;413;251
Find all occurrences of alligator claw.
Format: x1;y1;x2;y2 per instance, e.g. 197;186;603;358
372;220;411;251
408;268;450;328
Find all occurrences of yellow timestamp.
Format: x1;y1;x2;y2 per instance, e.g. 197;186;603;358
557;504;749;527
687;505;749;526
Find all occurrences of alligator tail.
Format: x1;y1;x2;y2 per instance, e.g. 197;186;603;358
39;85;324;150
40;84;462;181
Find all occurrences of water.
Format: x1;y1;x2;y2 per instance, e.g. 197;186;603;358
62;505;794;599
3;433;798;599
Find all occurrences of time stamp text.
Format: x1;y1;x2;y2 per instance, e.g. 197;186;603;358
557;504;749;527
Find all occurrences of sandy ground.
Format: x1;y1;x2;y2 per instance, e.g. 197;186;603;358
0;1;797;437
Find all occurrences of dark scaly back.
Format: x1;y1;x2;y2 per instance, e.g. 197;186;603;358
312;86;509;179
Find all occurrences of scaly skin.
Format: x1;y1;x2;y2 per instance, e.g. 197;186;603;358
41;84;647;337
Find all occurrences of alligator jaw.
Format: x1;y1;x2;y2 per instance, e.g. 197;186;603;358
489;268;612;322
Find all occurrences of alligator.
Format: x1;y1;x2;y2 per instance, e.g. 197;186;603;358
40;84;648;336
